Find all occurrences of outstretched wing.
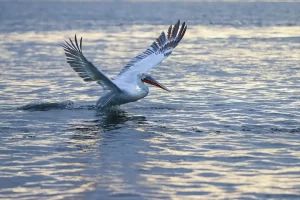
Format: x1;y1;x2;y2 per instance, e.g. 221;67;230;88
116;20;187;81
62;35;121;91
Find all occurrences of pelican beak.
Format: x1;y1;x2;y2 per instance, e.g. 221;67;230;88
142;75;170;92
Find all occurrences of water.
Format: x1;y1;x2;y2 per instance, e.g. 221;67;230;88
1;1;300;199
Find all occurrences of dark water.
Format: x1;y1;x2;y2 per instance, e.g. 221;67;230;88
1;1;300;199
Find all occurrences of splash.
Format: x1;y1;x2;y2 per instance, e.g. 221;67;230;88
18;100;95;111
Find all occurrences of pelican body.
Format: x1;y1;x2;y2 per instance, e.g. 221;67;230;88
62;20;187;111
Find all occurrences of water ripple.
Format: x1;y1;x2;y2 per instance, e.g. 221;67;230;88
1;1;300;199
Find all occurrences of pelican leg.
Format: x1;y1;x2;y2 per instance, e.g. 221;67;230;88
96;92;117;111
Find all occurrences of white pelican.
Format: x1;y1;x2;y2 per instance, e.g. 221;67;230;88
62;20;187;111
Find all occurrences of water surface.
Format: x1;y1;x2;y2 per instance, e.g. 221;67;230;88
0;1;300;199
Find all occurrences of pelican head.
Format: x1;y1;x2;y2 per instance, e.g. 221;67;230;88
140;73;170;92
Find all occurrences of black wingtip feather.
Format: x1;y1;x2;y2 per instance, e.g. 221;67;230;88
74;35;80;52
69;38;78;51
80;37;82;52
167;24;172;40
171;20;180;39
178;22;186;39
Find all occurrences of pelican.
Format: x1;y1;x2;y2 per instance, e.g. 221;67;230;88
62;20;187;111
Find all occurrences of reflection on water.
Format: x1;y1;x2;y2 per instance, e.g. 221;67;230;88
70;109;147;134
1;1;300;199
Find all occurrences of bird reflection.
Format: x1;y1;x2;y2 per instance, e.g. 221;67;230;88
69;108;147;140
66;108;148;152
97;108;147;131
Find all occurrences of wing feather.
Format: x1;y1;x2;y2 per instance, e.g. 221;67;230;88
167;25;172;40
171;20;180;39
116;20;187;80
62;35;121;91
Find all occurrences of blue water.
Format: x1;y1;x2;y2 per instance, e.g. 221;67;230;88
0;1;300;199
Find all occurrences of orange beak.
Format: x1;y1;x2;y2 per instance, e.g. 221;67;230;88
142;75;170;92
